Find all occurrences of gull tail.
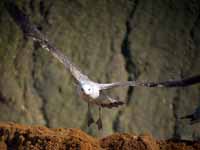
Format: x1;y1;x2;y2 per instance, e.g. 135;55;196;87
100;101;124;108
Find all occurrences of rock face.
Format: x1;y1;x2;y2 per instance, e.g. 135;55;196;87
118;0;200;139
0;0;200;139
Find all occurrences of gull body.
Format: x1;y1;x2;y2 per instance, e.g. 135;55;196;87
81;82;100;99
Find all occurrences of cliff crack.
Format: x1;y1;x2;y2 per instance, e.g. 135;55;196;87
113;0;139;132
121;0;139;105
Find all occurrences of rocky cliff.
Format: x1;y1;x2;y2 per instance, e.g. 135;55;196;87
0;0;200;139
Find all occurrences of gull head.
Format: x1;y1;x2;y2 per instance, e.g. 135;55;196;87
81;83;99;99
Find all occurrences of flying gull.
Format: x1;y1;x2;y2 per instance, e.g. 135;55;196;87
8;6;137;129
8;3;200;129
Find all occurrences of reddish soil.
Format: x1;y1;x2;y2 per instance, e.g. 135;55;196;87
0;122;200;150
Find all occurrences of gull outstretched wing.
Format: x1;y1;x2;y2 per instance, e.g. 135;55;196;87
99;81;141;90
99;75;200;90
8;3;89;84
99;81;164;90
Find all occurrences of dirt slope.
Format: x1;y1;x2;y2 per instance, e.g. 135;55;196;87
0;123;200;150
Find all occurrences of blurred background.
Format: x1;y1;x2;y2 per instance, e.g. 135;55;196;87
0;0;200;140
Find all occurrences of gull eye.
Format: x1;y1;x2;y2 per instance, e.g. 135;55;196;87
88;88;91;91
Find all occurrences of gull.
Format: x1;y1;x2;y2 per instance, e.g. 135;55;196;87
8;3;200;129
8;4;139;129
180;106;200;125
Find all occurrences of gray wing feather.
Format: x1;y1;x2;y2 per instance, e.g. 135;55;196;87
99;81;142;90
39;39;90;83
99;80;182;90
99;75;200;90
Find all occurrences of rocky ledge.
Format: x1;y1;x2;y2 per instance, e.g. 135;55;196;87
0;122;200;150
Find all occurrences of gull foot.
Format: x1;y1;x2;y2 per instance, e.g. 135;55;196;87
88;115;95;127
96;118;103;130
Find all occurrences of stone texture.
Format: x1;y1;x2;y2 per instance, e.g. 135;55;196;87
0;0;200;139
117;0;200;139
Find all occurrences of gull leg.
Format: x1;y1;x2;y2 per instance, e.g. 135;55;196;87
87;103;94;127
96;107;103;130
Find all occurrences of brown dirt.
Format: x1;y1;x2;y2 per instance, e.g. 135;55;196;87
0;122;200;150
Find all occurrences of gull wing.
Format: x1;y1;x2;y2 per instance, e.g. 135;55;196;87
99;81;143;90
8;4;89;83
99;75;200;90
